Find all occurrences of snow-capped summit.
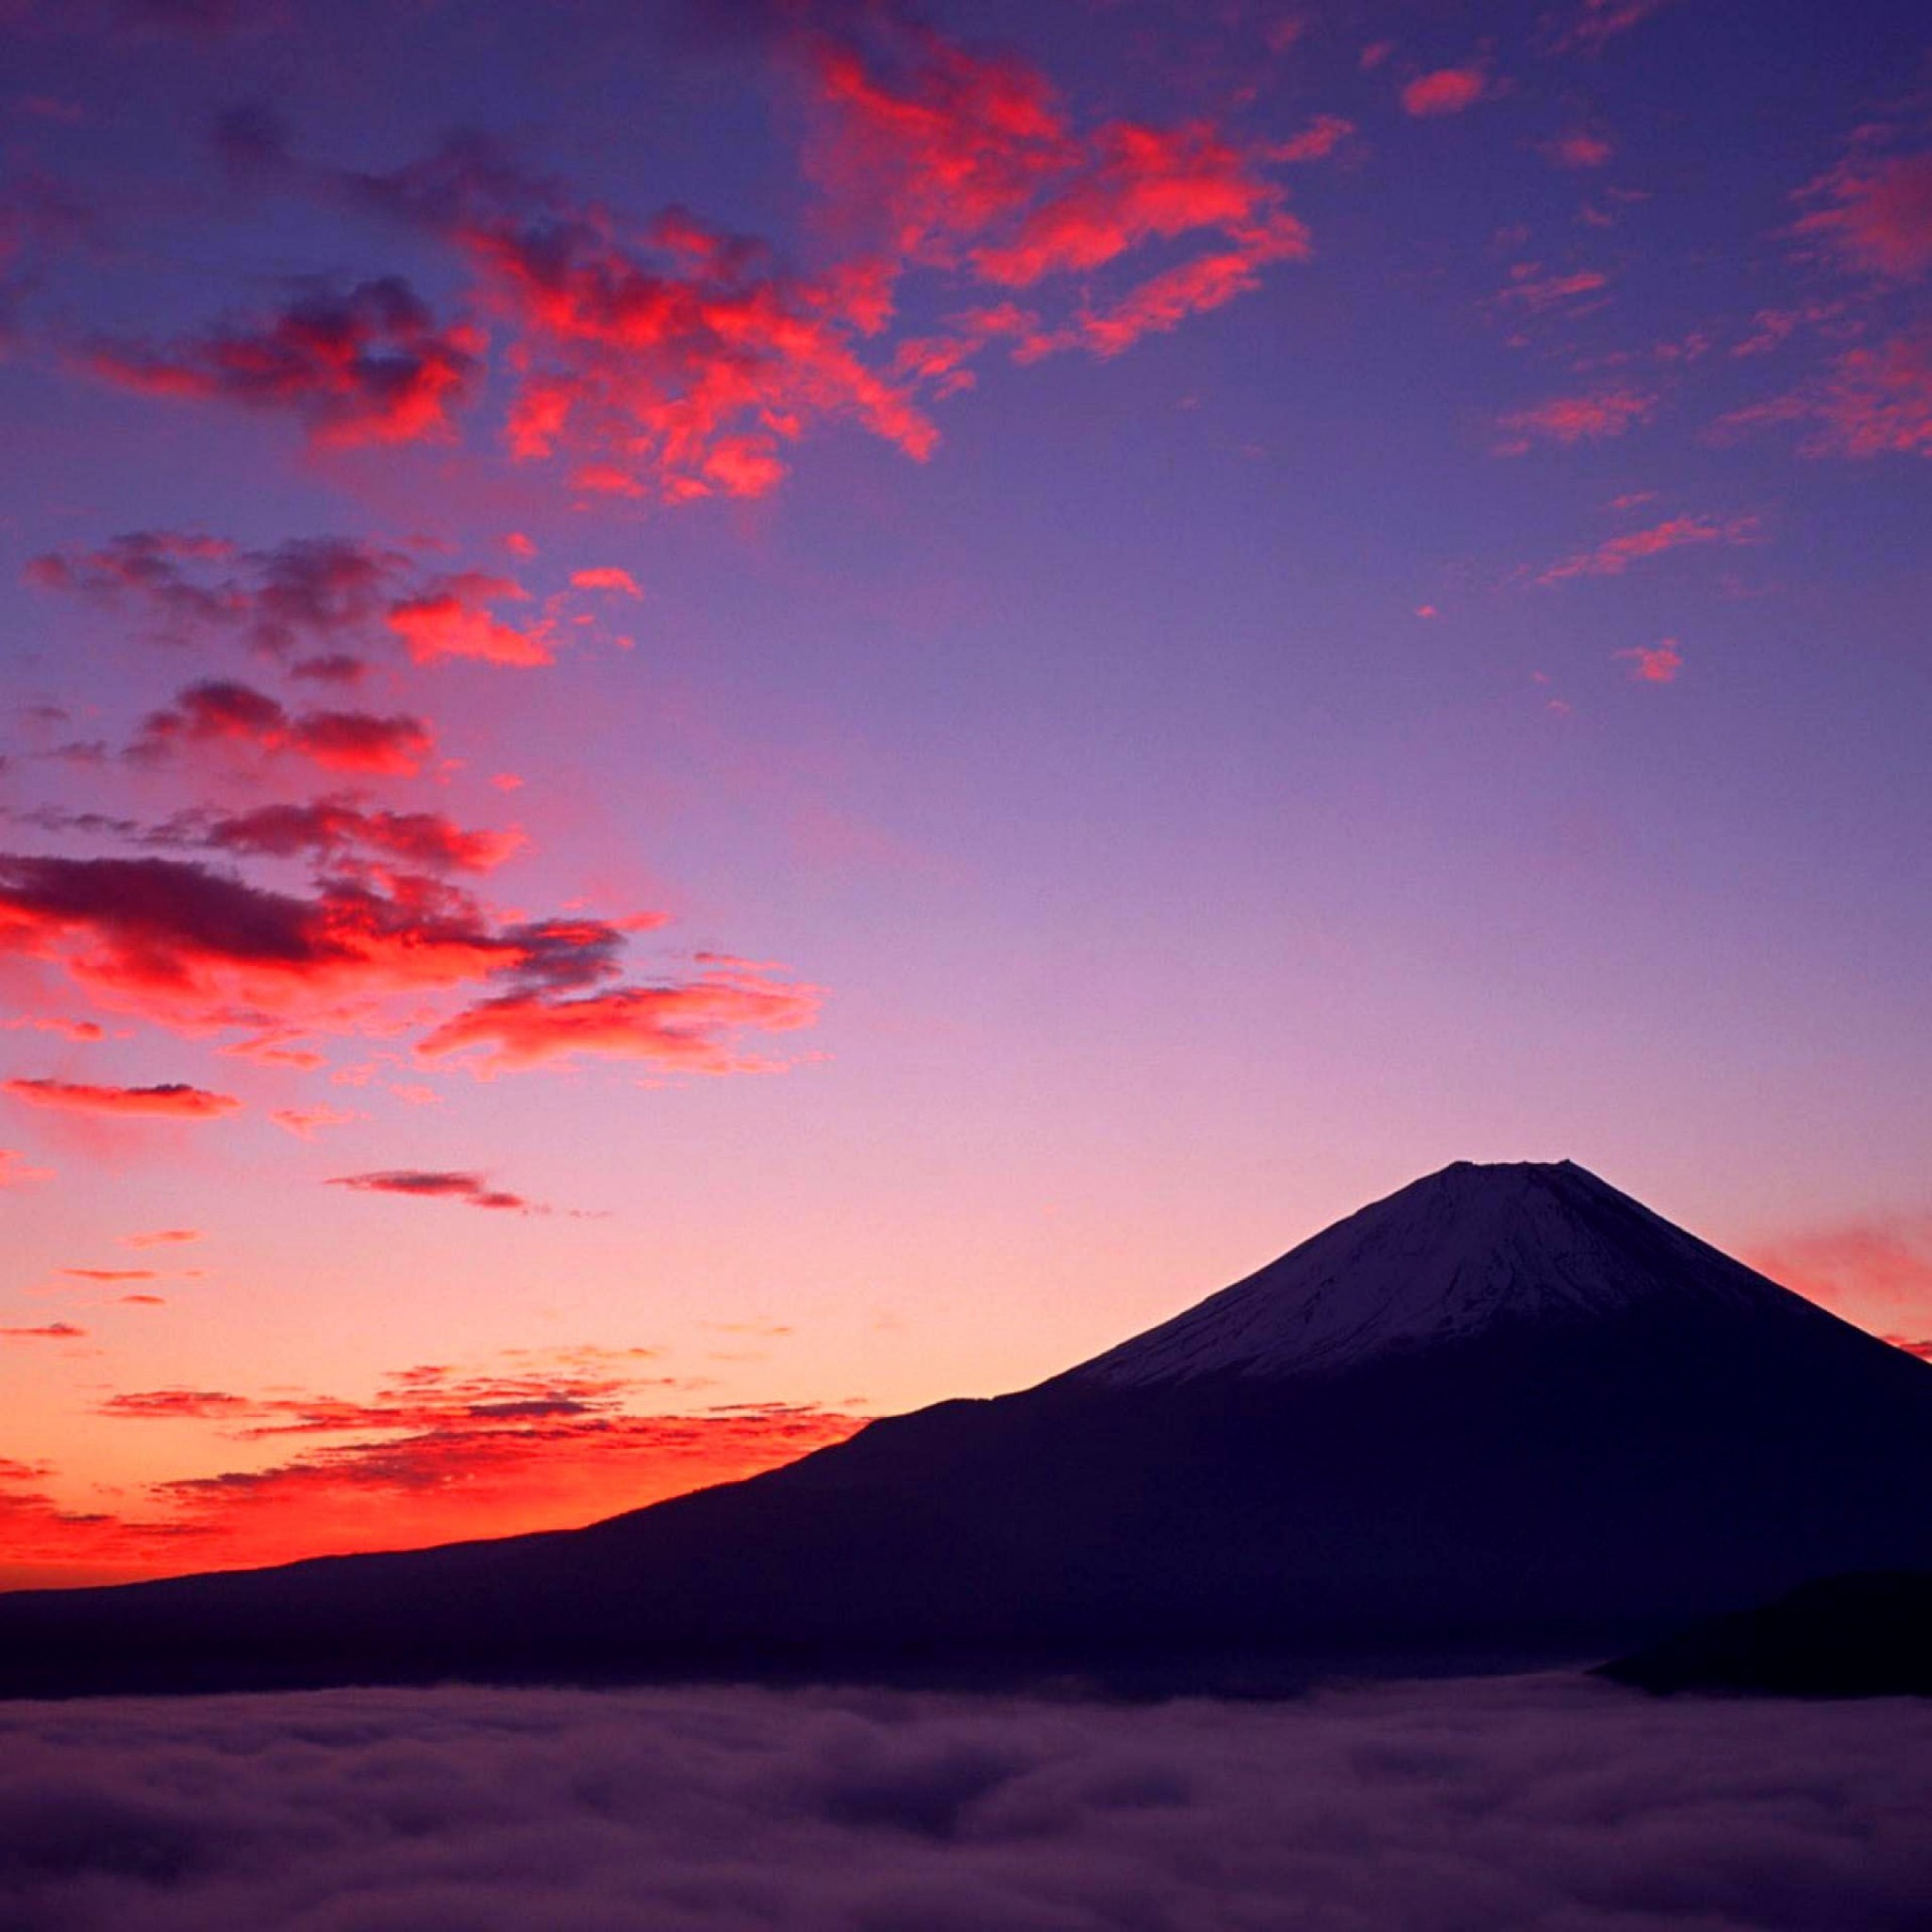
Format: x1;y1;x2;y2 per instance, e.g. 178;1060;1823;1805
1068;1158;1818;1388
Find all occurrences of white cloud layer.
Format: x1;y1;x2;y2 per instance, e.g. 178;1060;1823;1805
1;1673;1929;1930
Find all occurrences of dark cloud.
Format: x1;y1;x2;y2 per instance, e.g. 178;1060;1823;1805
326;1169;536;1212
0;1677;1927;1929
78;276;484;448
158;799;525;873
24;530;554;667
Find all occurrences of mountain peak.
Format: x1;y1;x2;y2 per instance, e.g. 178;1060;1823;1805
1066;1158;1805;1389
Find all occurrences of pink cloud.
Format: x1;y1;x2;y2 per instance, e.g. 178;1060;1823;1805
1536;512;1757;584
1800;329;1932;458
1615;639;1683;682
1746;1216;1932;1351
1547;130;1614;169
570;567;641;597
270;1105;358;1140
0;1148;53;1187
1796;150;1932;282
417;959;823;1074
1550;0;1677;57
1723;328;1932;460
1496;386;1656;452
1271;115;1354;165
1496;264;1610;312
1400;68;1490;119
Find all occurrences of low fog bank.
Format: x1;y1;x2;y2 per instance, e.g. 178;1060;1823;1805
2;1674;1929;1931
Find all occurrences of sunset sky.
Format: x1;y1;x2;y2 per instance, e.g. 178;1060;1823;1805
1;0;1927;1588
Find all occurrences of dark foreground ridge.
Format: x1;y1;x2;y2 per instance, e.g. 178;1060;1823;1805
1600;1572;1932;1697
4;1158;1931;1699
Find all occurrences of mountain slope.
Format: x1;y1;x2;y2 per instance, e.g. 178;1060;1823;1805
3;1158;1930;1698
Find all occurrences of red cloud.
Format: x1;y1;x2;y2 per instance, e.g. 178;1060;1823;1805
417;960;823;1073
386;572;553;666
80;276;483;446
458;197;936;501
1536;512;1757;584
1615;639;1683;682
971;122;1302;288
1027;231;1308;362
63;1267;158;1282
1496;387;1656;452
23;1377;863;1578
807;29;1074;263
0;850;813;1080
1796;151;1932;281
0;1322;87;1340
167;800;525;874
121;1227;201;1247
570;567;641;596
1400;68;1490;118
328;1170;536;1212
0;1149;53;1187
4;1077;240;1118
0;846;817;1074
321;23;1319;497
130;680;434;775
0;852;580;1023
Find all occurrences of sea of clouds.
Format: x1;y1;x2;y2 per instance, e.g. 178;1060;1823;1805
2;1672;1929;1931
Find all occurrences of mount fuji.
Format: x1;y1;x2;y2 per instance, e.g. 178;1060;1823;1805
3;1158;1930;1698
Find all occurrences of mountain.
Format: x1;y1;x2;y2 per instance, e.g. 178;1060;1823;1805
1600;1572;1932;1697
4;1158;1931;1699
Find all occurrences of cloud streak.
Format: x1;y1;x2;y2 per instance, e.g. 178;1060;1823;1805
326;1169;537;1212
1536;512;1757;584
3;1077;239;1118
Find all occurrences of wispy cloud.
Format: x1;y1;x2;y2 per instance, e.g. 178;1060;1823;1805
1535;512;1757;584
3;1077;240;1118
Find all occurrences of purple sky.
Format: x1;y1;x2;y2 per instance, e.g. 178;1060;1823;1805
1;0;1928;1581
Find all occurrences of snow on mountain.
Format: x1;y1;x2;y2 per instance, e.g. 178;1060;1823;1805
1069;1158;1814;1388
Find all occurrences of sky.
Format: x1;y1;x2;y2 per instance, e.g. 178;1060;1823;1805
0;0;1927;1588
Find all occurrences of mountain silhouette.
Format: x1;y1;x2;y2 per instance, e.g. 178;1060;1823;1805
1600;1571;1932;1697
4;1158;1930;1698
